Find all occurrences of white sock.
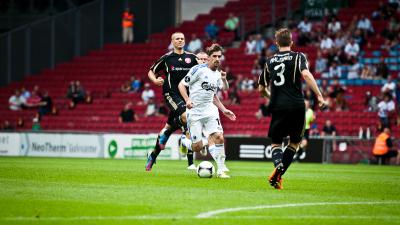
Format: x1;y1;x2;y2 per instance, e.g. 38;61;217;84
181;136;192;150
209;144;226;173
202;137;208;147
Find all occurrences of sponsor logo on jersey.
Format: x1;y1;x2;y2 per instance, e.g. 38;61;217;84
170;66;191;71
201;82;218;92
184;76;190;82
185;58;191;64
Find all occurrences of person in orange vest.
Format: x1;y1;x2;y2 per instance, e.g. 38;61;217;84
372;127;400;165
122;8;134;43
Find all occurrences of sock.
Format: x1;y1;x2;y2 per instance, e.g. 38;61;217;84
202;136;208;147
152;126;177;158
181;136;192;150
271;146;283;168
209;144;226;173
281;145;296;175
187;150;194;166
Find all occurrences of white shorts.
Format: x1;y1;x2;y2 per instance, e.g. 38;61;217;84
187;113;223;143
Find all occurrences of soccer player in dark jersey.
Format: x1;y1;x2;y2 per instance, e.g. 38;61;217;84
258;28;327;189
145;32;198;171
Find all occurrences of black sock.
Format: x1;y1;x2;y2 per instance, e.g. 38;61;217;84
151;138;162;159
271;146;283;168
282;146;296;175
187;150;194;166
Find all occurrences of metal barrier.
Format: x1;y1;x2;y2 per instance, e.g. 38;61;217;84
0;0;104;87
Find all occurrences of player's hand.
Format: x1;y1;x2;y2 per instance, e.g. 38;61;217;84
186;99;193;109
318;96;328;110
152;77;164;86
223;109;236;121
220;70;227;80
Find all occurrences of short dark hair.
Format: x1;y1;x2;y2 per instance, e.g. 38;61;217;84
206;44;223;56
275;28;292;47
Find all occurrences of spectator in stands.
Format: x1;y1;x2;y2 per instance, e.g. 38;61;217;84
357;14;374;35
326;61;342;79
353;29;366;48
360;64;376;79
21;87;31;99
121;81;131;93
224;13;239;40
157;102;168;117
38;91;53;116
327;17;341;34
67;81;88;108
251;59;262;77
377;93;396;128
145;97;157;117
119;102;138;123
322;119;337;161
344;39;360;60
320;34;334;54
372;127;400;165
187;33;202;53
224;66;236;88
1;120;14;131
381;75;396;96
228;87;240;105
122;8;134;43
141;83;155;104
9;90;25;111
297;17;313;45
376;57;390;79
347;58;361;79
255;98;270;120
322;120;337;137
315;51;328;76
304;88;317;110
32;117;41;131
334;31;347;50
395;80;400;104
16;117;24;128
26;89;42;108
254;34;265;54
365;91;378;112
205;19;219;40
372;1;391;20
240;77;254;92
130;75;142;93
245;35;256;55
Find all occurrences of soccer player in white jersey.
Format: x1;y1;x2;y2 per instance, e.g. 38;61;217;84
178;44;236;178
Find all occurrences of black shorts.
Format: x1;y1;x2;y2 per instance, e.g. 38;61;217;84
164;92;186;125
374;150;398;159
268;107;306;144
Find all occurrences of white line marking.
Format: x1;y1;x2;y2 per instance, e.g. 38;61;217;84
196;201;400;218
2;201;400;221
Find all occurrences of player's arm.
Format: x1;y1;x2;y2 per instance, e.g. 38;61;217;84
299;53;327;109
213;95;236;121
258;62;271;98
220;71;229;90
178;80;192;109
301;70;326;109
148;55;167;86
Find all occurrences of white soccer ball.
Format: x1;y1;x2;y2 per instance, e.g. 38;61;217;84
197;161;215;178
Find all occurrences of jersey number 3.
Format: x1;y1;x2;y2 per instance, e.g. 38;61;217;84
273;63;285;86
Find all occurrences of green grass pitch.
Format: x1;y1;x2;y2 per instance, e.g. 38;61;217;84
0;157;399;225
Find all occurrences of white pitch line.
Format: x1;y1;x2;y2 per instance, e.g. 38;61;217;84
3;201;400;221
196;201;400;218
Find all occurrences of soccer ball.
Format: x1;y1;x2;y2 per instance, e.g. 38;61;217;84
197;161;215;178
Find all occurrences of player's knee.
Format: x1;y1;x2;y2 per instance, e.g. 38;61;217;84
192;142;203;152
211;133;224;144
288;142;300;151
180;113;187;125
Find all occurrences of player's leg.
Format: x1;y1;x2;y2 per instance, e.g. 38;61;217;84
145;113;179;171
296;129;309;161
267;109;289;189
283;107;307;176
204;116;229;178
